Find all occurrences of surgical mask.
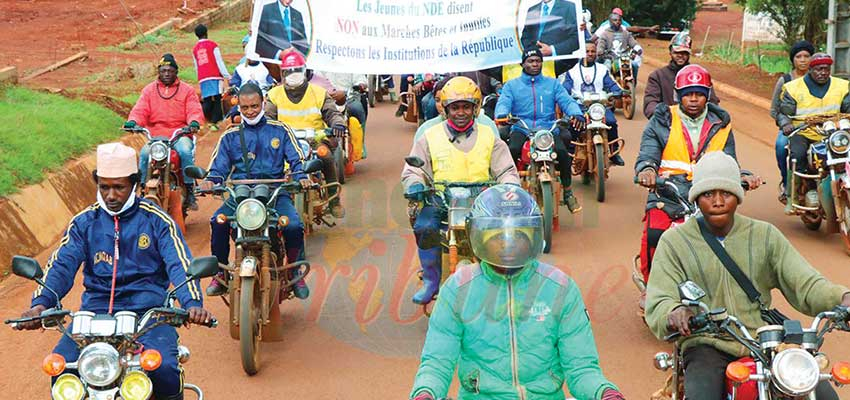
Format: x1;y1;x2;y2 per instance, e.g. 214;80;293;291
285;72;306;87
241;105;265;126
97;185;137;216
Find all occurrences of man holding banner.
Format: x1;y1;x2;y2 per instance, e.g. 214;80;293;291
520;0;581;58
256;0;310;60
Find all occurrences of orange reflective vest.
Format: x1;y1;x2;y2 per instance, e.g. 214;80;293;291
659;109;731;179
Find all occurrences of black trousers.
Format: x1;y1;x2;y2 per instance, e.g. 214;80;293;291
789;134;816;172
682;345;838;400
202;94;223;124
508;128;573;188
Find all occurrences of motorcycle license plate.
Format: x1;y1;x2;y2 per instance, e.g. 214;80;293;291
535;152;551;161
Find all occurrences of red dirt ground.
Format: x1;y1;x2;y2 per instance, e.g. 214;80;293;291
0;0;218;76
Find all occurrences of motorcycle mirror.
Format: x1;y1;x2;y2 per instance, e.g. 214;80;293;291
187;256;220;280
303;159;323;174
11;256;43;280
405;156;426;168
183;166;208;180
678;281;706;302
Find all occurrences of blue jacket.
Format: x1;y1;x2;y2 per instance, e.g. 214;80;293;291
207;117;307;182
31;199;202;313
495;72;583;131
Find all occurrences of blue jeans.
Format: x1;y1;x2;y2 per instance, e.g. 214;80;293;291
210;194;304;266
776;130;789;186
139;136;194;183
422;92;438;121
399;74;414;93
53;322;182;397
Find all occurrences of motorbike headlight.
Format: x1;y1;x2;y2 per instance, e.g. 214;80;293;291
120;370;153;400
52;373;85;400
236;198;267;231
533;131;554;151
828;130;850;154
772;348;821;396
149;141;169;162
78;342;121;387
588;103;606;122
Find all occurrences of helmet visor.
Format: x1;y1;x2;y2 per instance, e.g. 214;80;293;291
469;216;543;268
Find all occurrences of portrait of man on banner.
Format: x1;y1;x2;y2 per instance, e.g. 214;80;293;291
253;0;313;61
518;0;583;59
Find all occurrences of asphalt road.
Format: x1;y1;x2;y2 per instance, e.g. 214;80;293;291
1;77;848;399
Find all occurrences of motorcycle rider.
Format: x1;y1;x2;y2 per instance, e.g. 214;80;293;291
635;65;762;310
409;184;626;400
318;70;369;158
646;151;849;400
230;52;276;92
563;40;625;166
776;52;850;212
15;143;212;400
125;53;204;210
595;12;643;87
266;49;346;218
643;32;720;119
202;83;312;299
495;49;587;213
401;76;520;305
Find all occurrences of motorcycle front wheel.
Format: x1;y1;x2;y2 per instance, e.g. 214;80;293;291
240;277;261;375
541;181;554;253
333;145;346;184
595;142;606;202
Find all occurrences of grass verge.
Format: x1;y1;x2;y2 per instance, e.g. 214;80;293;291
708;41;791;74
0;86;124;195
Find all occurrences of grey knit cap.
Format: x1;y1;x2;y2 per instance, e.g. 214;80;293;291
688;151;744;203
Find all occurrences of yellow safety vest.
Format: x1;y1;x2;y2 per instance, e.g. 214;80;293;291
782;77;850;141
424;122;495;183
267;84;327;130
659;109;731;179
502;61;556;83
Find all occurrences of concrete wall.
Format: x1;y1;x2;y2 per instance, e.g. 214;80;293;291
178;0;252;32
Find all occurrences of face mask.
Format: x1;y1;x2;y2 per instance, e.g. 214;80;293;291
285;72;306;87
97;185;137;216
241;105;265;126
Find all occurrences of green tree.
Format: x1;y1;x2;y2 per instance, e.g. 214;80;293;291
736;0;828;49
624;0;698;28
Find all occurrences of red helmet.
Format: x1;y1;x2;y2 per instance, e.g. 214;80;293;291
280;50;306;71
675;64;712;91
612;7;623;16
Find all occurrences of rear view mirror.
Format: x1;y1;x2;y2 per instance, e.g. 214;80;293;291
303;159;322;174
678;281;706;302
11;256;43;281
187;256;219;279
184;166;208;180
405;156;425;168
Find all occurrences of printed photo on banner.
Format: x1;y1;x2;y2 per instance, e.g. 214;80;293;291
249;0;314;63
516;0;584;60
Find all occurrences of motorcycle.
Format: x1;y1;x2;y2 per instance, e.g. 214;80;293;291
332;86;366;184
123;126;195;233
186;160;322;375
366;74;391;107
404;157;495;314
572;92;625;202
481;93;500;121
291;128;344;236
607;42;637;120
652;280;850;400
4;255;219;400
497;117;563;254
783;113;850;254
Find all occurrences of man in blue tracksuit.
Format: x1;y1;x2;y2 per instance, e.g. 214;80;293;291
15;143;212;400
495;49;587;213
202;83;312;299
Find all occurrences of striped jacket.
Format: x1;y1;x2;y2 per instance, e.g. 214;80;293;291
31;199;202;313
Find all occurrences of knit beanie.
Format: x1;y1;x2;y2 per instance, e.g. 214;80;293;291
789;40;815;64
688;151;745;203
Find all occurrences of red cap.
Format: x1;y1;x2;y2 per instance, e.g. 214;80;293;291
675;64;712;91
809;53;834;68
612;7;623;16
280;50;306;70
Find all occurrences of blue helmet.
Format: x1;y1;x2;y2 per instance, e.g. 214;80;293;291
467;184;543;268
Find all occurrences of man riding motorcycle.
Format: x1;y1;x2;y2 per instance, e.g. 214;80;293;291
230;52;276;92
400;76;520;305
125;53;204;210
203;83;312;299
494;49;587;213
643;32;720;119
646;151;850;400
776;52;850;212
266;49;345;218
563;40;625;166
409;184;626;400
635;65;762;309
15;143;212;400
595;12;643;86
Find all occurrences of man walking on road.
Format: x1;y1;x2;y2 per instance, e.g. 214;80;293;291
192;24;231;131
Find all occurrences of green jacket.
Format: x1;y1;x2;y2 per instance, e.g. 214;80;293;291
410;261;618;400
646;214;849;357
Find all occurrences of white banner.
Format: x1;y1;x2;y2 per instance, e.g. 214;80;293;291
246;0;586;74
